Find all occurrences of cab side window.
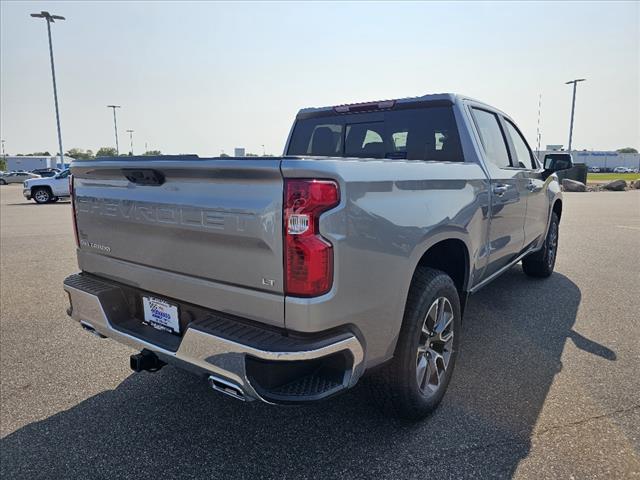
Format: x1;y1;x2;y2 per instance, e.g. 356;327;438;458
504;120;535;169
471;108;511;168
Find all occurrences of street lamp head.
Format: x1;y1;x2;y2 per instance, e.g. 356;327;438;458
565;78;586;85
30;11;65;22
107;105;121;109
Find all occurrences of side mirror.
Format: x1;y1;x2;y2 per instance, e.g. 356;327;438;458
544;157;573;172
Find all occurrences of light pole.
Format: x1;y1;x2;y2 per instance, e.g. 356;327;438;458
107;105;121;154
127;129;134;155
30;11;66;169
565;78;586;152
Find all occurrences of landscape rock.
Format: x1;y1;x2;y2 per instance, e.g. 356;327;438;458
602;180;627;191
562;179;586;192
631;180;640;189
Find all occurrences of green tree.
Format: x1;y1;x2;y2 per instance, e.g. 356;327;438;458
95;147;118;157
220;153;229;157
0;157;7;171
66;148;94;160
21;151;51;156
616;147;638;153
143;150;162;156
245;153;258;157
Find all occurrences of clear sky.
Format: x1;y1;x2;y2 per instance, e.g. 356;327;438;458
1;1;638;157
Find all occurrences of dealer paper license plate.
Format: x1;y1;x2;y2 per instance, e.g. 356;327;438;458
142;296;180;334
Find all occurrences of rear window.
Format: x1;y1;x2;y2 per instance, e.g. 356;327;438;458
287;106;464;162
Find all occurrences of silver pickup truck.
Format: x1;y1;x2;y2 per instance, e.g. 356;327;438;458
63;93;565;419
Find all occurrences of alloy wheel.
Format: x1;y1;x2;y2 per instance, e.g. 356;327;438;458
547;222;558;268
416;297;454;395
34;190;50;203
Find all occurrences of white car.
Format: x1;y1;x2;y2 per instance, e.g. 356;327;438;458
23;169;71;203
0;171;40;184
613;166;632;173
588;166;601;173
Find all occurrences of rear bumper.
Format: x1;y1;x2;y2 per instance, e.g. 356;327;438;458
63;273;365;403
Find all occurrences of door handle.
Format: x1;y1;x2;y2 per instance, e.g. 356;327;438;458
493;184;509;197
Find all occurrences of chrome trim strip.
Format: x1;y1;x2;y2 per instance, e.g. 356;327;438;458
63;280;364;403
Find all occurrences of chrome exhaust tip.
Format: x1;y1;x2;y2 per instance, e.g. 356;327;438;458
80;321;107;339
208;375;246;401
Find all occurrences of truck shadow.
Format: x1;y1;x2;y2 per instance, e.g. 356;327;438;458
0;268;615;479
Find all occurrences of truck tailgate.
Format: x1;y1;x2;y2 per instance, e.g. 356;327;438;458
71;157;284;326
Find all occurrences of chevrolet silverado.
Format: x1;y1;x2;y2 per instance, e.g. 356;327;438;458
63;93;566;419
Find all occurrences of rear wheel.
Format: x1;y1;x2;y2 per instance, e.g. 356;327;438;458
522;212;559;278
368;267;461;420
33;187;52;204
0;179;6;185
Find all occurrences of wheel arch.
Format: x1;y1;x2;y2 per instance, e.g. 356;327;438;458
413;238;470;296
31;184;53;195
382;237;470;367
552;199;562;222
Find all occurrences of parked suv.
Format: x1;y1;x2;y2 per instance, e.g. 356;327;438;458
31;168;61;178
63;93;565;419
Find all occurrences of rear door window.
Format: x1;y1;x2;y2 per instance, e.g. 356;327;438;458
288;106;464;162
470;108;511;168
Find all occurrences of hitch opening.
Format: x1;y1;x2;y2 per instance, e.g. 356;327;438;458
130;349;166;373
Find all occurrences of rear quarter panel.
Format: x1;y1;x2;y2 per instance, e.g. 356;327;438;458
281;158;490;367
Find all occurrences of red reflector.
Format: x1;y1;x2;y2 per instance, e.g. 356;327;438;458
284;179;339;297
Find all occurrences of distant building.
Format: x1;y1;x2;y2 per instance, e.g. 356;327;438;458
4;155;73;171
234;147;246;157
536;150;639;170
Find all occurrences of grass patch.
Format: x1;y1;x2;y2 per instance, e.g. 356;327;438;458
587;173;640;182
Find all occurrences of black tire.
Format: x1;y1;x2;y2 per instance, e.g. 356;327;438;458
522;212;559;278
0;179;6;185
33;187;52;204
50;197;59;203
367;267;461;420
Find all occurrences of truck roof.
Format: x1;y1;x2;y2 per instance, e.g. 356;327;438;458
296;93;499;120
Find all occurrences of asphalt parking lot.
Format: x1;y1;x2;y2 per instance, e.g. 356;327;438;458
1;184;638;479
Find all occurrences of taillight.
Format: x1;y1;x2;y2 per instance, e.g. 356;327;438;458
284;179;339;297
69;174;79;247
